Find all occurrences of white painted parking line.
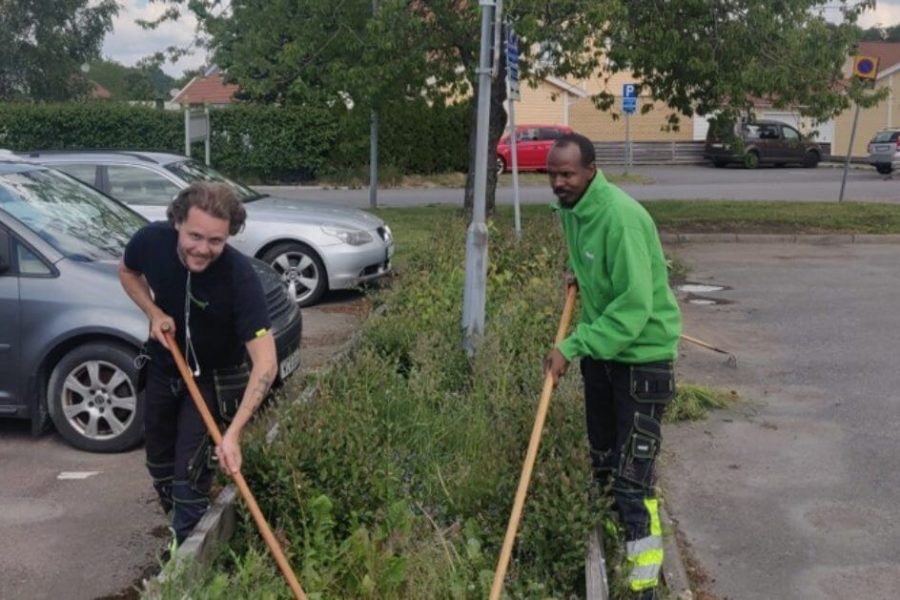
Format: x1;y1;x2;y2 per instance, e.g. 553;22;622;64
57;471;99;480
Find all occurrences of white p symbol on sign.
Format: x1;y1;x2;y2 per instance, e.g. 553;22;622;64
623;84;636;98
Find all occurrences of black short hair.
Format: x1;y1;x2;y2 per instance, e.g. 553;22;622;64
553;133;595;168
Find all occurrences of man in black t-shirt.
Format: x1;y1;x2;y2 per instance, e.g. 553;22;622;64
119;182;277;544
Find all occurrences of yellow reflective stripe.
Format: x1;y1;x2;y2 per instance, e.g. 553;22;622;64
645;497;662;537
255;328;269;338
629;563;661;590
626;497;665;591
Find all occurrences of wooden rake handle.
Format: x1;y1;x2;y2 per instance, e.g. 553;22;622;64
489;284;578;600
161;325;307;600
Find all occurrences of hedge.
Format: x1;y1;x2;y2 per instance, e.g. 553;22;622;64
0;100;471;182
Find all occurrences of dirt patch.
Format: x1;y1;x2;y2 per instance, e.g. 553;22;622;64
300;291;369;371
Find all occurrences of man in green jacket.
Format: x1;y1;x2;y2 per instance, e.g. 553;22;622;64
543;133;681;599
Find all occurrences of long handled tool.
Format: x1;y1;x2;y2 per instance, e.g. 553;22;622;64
490;285;578;600
681;333;737;367
162;325;307;600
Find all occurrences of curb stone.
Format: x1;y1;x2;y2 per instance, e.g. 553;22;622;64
661;232;900;244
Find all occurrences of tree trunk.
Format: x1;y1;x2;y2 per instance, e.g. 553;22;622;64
464;45;508;215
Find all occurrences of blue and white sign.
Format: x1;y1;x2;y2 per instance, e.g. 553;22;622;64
622;83;638;114
507;28;520;101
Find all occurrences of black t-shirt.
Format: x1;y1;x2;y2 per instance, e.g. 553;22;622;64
123;221;271;378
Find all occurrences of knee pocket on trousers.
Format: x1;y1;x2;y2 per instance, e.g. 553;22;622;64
619;413;661;487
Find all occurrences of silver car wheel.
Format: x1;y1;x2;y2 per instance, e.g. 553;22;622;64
262;242;328;307
60;360;137;441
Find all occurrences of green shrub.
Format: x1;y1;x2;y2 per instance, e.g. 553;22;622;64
325;98;470;175
0;100;466;181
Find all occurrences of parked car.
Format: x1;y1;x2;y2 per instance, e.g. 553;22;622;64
866;128;900;174
704;119;822;169
496;124;574;174
22;151;394;307
0;161;302;452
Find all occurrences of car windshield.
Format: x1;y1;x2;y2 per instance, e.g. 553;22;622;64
165;160;263;202
0;168;145;261
872;131;899;143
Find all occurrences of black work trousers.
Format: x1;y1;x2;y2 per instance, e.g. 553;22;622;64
580;357;674;541
143;364;220;544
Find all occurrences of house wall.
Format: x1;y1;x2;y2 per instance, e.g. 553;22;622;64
834;75;896;157
512;75;694;142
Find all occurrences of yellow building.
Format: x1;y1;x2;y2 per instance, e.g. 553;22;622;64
833;42;900;158
511;70;695;142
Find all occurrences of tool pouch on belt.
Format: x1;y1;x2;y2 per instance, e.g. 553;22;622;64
629;363;676;404
213;362;250;424
186;436;216;491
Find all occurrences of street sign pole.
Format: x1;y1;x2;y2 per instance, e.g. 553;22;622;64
839;102;861;203
369;0;379;209
622;83;637;174
462;0;497;355
509;89;521;240
506;23;521;240
624;112;631;175
841;56;879;202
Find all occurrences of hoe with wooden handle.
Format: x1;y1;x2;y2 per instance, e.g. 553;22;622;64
490;284;577;600
161;323;307;600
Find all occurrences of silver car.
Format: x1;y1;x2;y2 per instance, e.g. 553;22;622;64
866;128;900;175
23;151;394;306
0;161;302;452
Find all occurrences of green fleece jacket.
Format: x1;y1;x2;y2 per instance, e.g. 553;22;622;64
555;171;681;363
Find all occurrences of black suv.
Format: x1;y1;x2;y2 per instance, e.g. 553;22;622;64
705;119;823;169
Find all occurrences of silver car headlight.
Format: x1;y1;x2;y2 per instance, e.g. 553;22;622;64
321;225;374;246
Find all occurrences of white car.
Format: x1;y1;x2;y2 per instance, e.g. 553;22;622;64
23;151;394;306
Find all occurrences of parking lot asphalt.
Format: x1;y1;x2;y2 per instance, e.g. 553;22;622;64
663;241;900;599
0;422;165;600
0;291;365;600
256;164;900;207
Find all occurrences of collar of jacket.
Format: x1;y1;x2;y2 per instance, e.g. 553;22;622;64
551;170;608;219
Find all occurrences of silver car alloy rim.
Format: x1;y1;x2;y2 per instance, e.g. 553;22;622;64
272;250;319;304
61;360;137;440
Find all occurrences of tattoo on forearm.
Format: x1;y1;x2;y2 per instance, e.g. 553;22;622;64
250;373;274;405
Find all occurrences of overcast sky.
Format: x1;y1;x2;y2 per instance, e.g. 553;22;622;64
102;0;900;79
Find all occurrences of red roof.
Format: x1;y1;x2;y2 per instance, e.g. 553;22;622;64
173;72;240;105
857;41;900;75
90;81;112;99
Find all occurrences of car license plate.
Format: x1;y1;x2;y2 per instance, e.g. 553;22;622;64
279;349;301;380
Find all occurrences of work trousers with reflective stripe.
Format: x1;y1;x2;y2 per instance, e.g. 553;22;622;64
581;357;673;595
144;364;220;544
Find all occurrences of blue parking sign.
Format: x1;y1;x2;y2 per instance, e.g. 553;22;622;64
622;83;638;114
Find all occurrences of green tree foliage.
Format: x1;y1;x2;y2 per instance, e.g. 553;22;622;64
0;0;118;101
859;23;900;42
143;0;877;211
88;59;177;100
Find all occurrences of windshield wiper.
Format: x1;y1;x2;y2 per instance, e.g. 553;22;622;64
243;191;269;203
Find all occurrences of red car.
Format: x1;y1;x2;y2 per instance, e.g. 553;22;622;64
496;124;574;174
